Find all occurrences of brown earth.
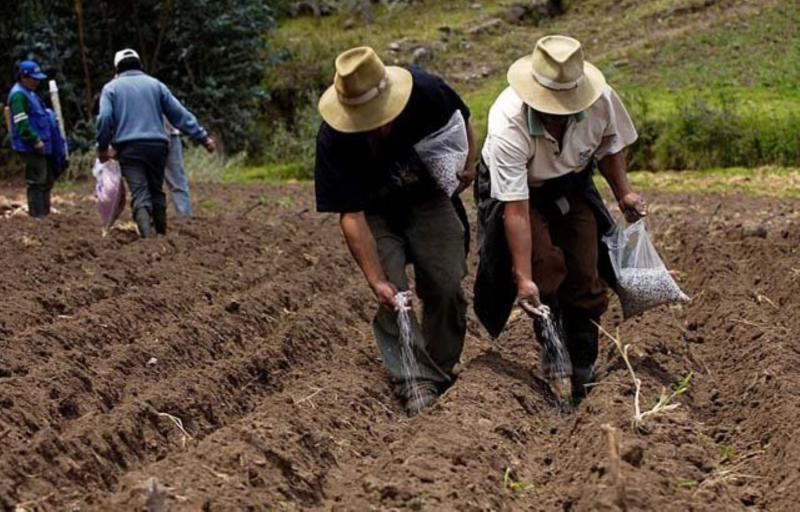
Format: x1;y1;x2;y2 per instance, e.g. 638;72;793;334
1;181;799;511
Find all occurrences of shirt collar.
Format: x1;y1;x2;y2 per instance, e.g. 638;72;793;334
527;108;587;137
118;70;145;78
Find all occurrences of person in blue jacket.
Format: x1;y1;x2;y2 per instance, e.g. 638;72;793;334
7;60;57;217
96;49;215;238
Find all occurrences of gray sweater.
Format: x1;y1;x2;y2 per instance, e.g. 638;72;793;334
96;70;207;151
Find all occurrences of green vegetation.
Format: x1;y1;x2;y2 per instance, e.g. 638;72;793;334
502;467;531;493
1;0;274;174
259;0;799;179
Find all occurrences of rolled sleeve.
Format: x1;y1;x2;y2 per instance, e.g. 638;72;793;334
594;87;638;161
485;131;531;202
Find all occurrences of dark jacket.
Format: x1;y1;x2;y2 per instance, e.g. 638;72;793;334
473;158;617;338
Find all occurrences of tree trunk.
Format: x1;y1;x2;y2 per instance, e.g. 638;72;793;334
74;0;93;120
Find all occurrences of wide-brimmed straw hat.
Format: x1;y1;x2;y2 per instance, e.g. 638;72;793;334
507;35;606;115
318;47;413;133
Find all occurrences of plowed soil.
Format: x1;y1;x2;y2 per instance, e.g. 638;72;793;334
1;181;798;511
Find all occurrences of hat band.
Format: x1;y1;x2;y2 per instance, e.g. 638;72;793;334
338;75;389;106
532;69;583;91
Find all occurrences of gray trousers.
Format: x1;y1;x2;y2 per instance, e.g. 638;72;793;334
367;195;468;388
165;135;193;216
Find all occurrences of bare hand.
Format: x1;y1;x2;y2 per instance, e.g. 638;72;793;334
455;163;476;194
516;279;548;318
203;137;216;153
34;140;45;154
619;192;647;223
371;280;399;311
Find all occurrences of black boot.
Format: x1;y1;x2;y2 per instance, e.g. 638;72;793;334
27;188;46;218
43;189;52;216
561;307;601;401
134;208;154;238
152;206;167;235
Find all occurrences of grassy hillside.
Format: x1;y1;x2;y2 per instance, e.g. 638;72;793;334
242;0;798;181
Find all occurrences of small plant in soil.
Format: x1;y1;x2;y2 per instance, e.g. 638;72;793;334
503;468;530;493
720;445;737;463
595;322;693;431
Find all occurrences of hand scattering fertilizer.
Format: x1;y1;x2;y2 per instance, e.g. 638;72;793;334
395;291;424;406
605;219;690;319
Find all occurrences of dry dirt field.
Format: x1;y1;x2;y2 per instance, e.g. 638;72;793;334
1;181;798;511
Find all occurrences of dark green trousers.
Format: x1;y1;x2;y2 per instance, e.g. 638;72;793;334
367;195;468;390
23;153;55;218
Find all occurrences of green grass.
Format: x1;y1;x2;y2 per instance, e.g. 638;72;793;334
596;166;800;199
257;0;799;178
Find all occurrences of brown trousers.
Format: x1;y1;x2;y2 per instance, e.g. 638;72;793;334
530;193;608;371
530;194;608;316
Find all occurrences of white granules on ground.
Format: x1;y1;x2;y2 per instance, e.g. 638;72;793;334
538;311;573;379
395;291;424;406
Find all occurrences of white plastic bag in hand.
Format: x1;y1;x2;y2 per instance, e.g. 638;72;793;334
414;110;468;197
93;159;126;230
604;219;689;319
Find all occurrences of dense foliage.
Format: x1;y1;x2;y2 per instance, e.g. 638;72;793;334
0;0;274;169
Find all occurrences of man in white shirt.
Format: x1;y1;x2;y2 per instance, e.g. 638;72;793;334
475;35;647;404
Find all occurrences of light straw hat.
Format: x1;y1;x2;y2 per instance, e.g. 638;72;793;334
318;47;413;133
507;35;606;115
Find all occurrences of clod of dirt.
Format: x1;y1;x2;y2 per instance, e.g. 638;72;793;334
225;300;241;313
146;357;158;367
622;443;645;468
742;222;768;238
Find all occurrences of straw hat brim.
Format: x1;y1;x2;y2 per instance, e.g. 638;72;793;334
318;66;413;133
507;56;606;115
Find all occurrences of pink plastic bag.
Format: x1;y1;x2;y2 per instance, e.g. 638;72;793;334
93;159;126;230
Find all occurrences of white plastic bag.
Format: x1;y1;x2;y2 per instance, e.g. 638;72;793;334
414;110;469;197
604;220;689;319
93;159;126;230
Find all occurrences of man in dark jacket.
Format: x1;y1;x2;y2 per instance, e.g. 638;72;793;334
7;60;56;217
315;47;476;416
96;49;215;238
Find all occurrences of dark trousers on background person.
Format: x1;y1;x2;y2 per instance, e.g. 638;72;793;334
23;153;55;218
117;140;169;238
366;195;468;400
530;191;608;374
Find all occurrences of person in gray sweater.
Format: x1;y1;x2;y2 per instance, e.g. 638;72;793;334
96;48;215;237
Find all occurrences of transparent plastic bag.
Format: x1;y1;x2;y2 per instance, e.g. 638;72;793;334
93;159;126;230
413;110;468;197
604;219;689;319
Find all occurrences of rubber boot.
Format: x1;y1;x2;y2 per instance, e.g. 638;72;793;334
152;206;167;235
572;366;596;401
134;208;154;238
43;189;52;216
27;188;46;218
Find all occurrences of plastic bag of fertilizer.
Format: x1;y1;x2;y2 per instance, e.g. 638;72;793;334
604;220;689;319
93;159;126;231
413;110;469;197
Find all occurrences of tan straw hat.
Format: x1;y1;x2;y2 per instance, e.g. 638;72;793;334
507;35;606;115
318;47;413;133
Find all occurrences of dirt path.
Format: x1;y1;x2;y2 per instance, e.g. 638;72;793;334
1;182;798;511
